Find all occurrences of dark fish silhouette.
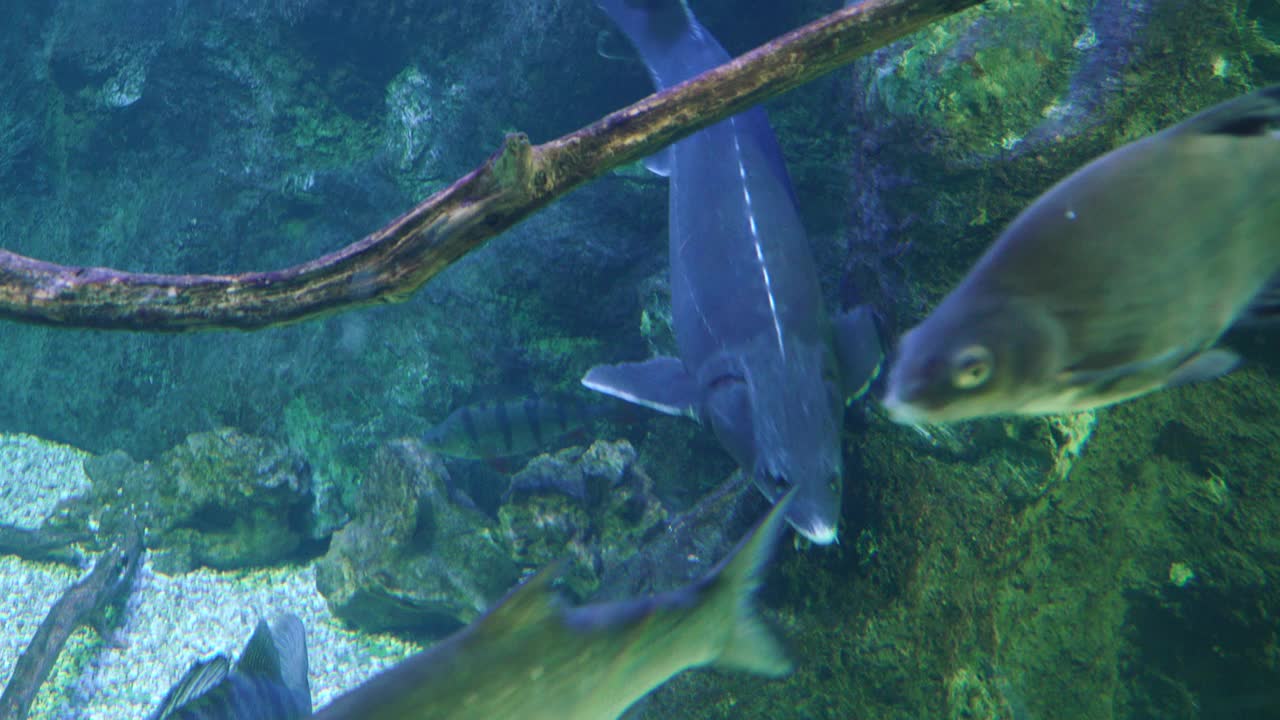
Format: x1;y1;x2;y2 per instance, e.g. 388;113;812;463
149;614;311;720
312;491;795;720
884;86;1280;423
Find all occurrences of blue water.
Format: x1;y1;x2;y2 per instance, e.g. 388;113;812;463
0;1;1276;718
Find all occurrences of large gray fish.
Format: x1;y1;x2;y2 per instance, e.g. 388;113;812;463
883;86;1280;424
149;614;311;720
311;491;794;720
583;0;885;544
422;395;623;460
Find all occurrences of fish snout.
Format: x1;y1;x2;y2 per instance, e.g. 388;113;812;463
783;475;841;546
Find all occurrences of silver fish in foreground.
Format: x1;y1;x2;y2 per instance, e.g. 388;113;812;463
149;614;311;720
884;86;1280;424
312;491;795;720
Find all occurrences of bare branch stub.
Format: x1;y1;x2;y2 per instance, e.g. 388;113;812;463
0;0;987;332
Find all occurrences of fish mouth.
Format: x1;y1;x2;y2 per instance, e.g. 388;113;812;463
881;391;930;425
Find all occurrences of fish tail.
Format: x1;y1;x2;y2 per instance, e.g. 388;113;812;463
704;490;794;677
595;0;726;90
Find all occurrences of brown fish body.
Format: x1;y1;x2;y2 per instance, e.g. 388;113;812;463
885;86;1280;422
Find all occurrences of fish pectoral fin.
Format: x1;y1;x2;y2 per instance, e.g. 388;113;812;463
1175;85;1280;139
642;147;672;177
582;357;699;418
1058;346;1239;402
1165;348;1241;388
149;655;231;720
833;305;886;403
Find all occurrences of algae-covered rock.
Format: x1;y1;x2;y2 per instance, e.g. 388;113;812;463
81;427;312;573
594;469;763;602
498;439;666;600
315;438;517;636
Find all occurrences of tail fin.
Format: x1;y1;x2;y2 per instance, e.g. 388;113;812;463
707;490;795;676
269;614;313;713
595;0;728;90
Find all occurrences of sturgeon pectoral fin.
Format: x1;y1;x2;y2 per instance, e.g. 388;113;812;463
833;305;885;403
643;147;673;177
582;357;700;418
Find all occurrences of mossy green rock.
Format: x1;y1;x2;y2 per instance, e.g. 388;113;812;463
498;440;666;600
81;427;312;573
315;439;517;637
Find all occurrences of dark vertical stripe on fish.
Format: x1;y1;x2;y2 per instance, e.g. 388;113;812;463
495;400;514;453
460;406;480;450
524;397;544;448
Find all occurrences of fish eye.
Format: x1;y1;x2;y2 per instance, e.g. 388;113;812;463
949;345;993;390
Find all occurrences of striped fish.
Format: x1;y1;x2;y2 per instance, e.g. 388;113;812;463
421;395;621;460
149;614;311;720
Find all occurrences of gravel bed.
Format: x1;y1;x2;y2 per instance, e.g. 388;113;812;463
0;434;91;529
0;434;422;719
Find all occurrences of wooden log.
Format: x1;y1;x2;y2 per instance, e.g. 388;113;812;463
0;524;88;566
0;0;988;332
0;521;143;720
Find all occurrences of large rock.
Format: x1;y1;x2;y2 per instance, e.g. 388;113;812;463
81;427;312;573
315;439;517;636
498;439;667;600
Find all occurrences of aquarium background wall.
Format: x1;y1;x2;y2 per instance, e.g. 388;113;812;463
0;0;1278;718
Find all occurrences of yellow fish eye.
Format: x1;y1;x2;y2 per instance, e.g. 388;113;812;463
950;345;993;389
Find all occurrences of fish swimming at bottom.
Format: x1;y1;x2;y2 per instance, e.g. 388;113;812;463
312;491;796;720
149;613;311;720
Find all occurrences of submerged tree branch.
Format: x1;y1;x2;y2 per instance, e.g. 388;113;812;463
0;0;987;331
0;521;142;720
